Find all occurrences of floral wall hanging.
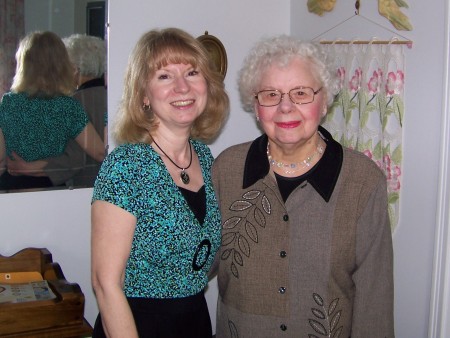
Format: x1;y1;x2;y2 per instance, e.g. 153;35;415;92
321;42;405;231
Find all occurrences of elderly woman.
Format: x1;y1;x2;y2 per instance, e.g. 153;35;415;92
212;35;394;337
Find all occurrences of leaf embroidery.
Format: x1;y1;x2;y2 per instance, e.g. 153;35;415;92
313;293;324;307
230;200;252;211
223;216;241;229
245;222;258;243
328;298;339;316
254;208;266;228
332;326;343;338
309;319;328;335
220;189;273;278
243;190;261;200
312;308;326;319
309;293;343;337
233;250;243;266
221;248;232;260
228;319;239;338
261;195;271;214
330;311;342;332
238;235;250;257
222;232;236;246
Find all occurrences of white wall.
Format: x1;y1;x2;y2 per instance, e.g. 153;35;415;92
25;0;76;37
2;1;449;337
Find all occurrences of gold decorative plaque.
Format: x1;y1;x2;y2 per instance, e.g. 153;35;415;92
197;31;228;78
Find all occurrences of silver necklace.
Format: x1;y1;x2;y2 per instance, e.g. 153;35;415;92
153;139;192;184
267;140;324;174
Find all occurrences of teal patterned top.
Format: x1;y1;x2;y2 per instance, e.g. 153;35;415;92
0;92;88;161
92;141;221;298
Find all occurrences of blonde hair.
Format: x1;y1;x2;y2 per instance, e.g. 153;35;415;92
11;31;76;97
114;27;229;144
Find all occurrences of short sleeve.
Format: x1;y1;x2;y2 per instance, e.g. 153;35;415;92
62;98;89;139
92;146;139;216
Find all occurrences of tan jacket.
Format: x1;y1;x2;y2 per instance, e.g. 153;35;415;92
212;127;394;337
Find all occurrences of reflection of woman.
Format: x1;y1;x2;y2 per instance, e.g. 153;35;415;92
91;28;229;338
212;35;394;337
4;33;107;188
0;31;104;190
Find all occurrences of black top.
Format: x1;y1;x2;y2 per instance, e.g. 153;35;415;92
179;185;206;224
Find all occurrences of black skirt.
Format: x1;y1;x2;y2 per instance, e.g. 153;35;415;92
92;292;212;338
0;171;53;191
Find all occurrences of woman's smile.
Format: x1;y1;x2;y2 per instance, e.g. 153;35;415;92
275;120;301;129
171;99;195;108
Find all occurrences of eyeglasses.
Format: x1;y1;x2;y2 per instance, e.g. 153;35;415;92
254;87;323;107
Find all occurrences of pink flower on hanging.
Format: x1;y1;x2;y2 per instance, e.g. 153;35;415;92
368;72;379;94
337;67;346;90
349;67;362;93
363;149;373;159
385;70;405;97
387;164;402;191
367;68;383;95
382;154;401;191
395;70;405;93
385;72;396;96
363;149;383;169
384;154;392;171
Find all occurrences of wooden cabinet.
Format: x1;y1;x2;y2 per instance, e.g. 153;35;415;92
0;248;93;337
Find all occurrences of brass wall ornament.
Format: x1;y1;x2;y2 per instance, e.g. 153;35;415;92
197;31;228;78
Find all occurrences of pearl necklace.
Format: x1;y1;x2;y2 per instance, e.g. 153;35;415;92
267;140;325;174
152;139;192;184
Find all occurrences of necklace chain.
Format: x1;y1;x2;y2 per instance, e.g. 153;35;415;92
152;139;193;184
267;140;324;174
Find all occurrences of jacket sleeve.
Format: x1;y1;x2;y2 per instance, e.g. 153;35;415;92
351;178;395;337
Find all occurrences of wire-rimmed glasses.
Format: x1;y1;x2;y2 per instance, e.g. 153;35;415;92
254;87;322;107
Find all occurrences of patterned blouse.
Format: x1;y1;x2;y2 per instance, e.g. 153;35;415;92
0;92;88;161
92;141;221;298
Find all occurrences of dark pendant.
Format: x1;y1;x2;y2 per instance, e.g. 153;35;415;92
180;170;190;184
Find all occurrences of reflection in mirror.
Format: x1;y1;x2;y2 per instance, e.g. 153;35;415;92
0;0;107;193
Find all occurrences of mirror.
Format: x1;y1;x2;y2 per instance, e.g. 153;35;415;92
0;0;108;193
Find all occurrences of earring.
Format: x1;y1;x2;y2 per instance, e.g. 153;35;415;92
142;103;151;111
256;114;260;122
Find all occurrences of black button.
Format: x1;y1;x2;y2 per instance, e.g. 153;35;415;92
279;287;286;294
283;214;289;221
280;251;287;258
280;324;287;331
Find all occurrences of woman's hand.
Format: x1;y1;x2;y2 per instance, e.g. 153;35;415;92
76;123;106;162
6;152;47;176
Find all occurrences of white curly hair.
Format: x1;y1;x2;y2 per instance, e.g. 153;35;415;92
238;34;340;112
